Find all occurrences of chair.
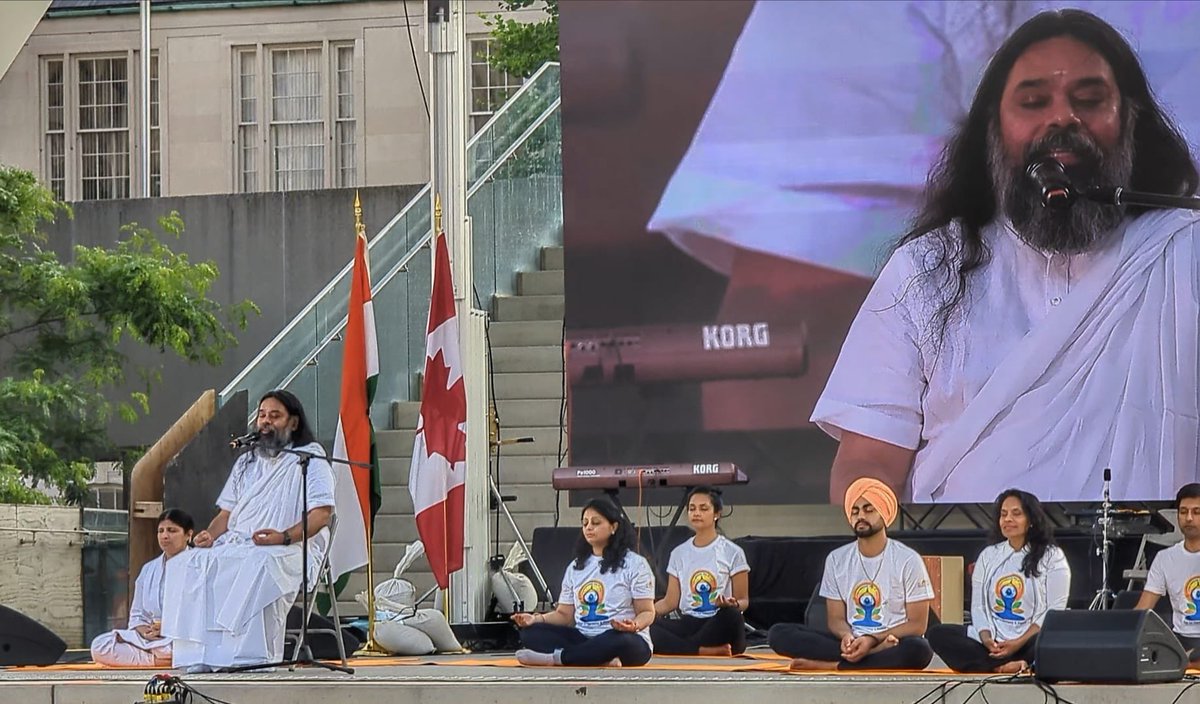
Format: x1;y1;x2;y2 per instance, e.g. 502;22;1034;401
1123;509;1181;591
284;514;348;666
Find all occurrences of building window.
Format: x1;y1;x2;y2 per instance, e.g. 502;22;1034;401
78;56;130;200
237;49;258;192
468;38;524;135
235;43;356;192
149;55;161;197
44;59;66;200
40;53;160;201
335;45;356;188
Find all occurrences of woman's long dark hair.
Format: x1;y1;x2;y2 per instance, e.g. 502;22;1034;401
258;389;316;446
988;489;1055;579
899;9;1198;341
573;497;635;574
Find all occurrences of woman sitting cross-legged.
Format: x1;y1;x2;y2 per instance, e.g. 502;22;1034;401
91;509;194;667
650;486;750;656
512;497;655;667
927;489;1070;673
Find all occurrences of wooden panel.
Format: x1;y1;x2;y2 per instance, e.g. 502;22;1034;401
923;555;965;625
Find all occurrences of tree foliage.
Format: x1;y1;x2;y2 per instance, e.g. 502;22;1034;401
482;0;559;79
0;165;257;504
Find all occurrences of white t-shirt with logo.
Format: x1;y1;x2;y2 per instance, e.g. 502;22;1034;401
1144;542;1200;636
967;542;1071;643
560;552;656;646
666;535;751;618
819;539;934;637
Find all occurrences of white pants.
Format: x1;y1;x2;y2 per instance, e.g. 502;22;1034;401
90;631;172;667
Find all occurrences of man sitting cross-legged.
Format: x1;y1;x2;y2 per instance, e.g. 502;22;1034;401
768;477;934;671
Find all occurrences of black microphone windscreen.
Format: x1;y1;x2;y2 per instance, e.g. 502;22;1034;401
1104;467;1112;482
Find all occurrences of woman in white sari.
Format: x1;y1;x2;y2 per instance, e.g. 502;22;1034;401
91;509;194;667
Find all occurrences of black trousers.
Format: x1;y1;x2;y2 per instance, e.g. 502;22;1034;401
519;623;652;666
1176;633;1200;662
768;623;933;671
926;624;1037;673
649;607;747;655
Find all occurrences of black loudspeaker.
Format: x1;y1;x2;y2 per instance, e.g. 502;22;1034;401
0;605;67;665
1035;609;1186;683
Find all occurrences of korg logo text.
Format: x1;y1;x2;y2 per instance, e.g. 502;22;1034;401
692;464;720;474
702;323;770;350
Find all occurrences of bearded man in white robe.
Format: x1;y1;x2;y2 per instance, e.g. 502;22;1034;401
814;9;1200;503
162;389;336;672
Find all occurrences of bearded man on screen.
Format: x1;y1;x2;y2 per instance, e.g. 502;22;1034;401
813;9;1200;503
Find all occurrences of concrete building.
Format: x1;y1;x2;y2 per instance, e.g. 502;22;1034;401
0;0;534;201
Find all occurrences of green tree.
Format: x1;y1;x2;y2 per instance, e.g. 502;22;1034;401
0;165;257;504
482;0;559;79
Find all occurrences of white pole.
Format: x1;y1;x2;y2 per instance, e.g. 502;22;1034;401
139;0;150;197
426;0;487;624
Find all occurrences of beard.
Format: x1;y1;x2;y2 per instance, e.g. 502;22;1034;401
988;117;1134;254
853;521;883;538
255;427;293;458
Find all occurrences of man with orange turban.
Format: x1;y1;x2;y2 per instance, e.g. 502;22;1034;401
768;477;935;670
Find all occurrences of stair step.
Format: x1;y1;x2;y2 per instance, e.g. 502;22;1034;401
392;398;561;431
378;454;561;488
493;295;563;322
377;484;560;516
517;269;564;296
491;346;562;373
494;398;564;428
371;512;556;546
376;426;566;458
493;371;564;400
540;246;564;271
488;320;563;347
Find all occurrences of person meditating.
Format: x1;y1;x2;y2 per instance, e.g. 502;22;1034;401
650;486;750;656
927;489;1070;673
769;478;934;670
162;390;336;673
1136;483;1200;662
91;509;194;667
511;497;655;667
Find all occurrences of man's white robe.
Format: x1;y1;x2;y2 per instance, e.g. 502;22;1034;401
814;209;1200;502
162;442;335;668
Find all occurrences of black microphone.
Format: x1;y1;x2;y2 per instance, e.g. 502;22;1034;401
1026;158;1075;210
229;430;261;449
1104;467;1111;483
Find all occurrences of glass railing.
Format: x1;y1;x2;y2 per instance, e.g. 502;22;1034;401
220;63;562;440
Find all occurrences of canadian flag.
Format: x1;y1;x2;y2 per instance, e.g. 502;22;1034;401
408;230;466;589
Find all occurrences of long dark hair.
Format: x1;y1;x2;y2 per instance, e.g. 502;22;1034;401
988;489;1055;579
898;9;1199;340
258;389;316;446
686;485;725;532
573;497;635;574
157;507;195;533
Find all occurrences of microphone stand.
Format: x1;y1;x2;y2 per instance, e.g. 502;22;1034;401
1089;468;1114;611
226;443;373;674
1084;187;1200;211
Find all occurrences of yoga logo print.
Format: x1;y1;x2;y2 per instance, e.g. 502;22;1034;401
850;581;883;628
576;580;609;622
688;570;719;613
992;574;1026;621
1184;576;1200;622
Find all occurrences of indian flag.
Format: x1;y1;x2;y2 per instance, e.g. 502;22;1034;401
328;221;380;583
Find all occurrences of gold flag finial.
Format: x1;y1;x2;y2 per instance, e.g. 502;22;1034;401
434;193;443;234
353;190;365;238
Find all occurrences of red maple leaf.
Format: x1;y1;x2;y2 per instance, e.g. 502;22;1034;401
420;348;467;465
